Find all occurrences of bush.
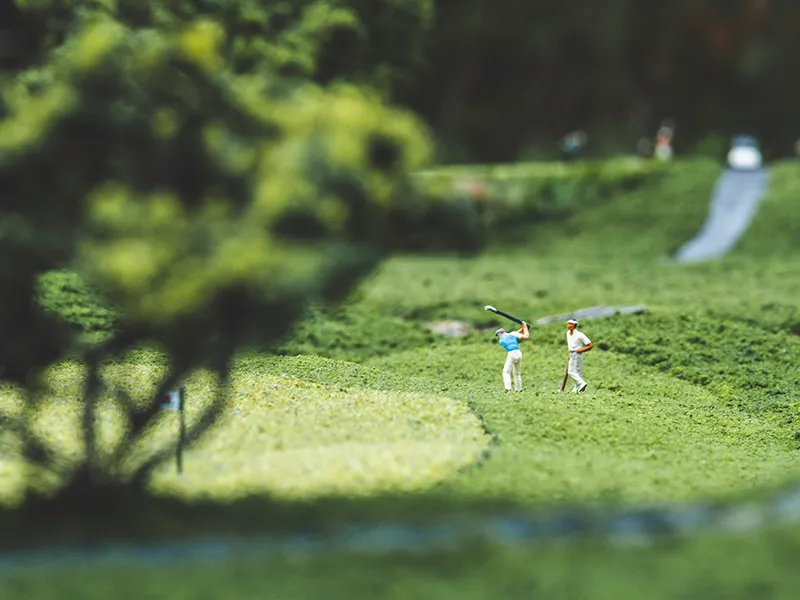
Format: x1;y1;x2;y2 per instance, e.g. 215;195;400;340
14;0;434;94
0;15;482;504
412;157;670;227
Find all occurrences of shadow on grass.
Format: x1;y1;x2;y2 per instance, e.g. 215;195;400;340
4;475;800;561
0;485;529;552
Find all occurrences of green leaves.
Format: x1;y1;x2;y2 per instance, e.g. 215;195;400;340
15;0;433;90
0;0;479;500
412;158;670;228
2;16;447;348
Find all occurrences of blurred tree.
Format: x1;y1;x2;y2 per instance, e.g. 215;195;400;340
0;0;37;71
14;0;434;93
396;0;800;163
0;12;480;508
15;0;799;165
314;0;434;97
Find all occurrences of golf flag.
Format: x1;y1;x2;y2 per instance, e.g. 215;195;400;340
162;389;184;412
162;387;186;474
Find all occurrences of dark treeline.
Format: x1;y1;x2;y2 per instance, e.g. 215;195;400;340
390;0;800;163
4;0;800;163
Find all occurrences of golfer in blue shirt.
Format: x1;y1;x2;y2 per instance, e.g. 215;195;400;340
495;321;530;392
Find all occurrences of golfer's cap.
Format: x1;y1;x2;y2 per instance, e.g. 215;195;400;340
495;328;505;335
567;319;578;325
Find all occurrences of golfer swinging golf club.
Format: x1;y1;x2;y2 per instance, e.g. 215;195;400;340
495;321;529;392
565;318;593;392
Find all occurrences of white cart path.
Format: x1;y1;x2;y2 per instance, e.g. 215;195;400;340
675;168;770;263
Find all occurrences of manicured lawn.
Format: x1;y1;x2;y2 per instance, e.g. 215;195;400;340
286;159;800;506
1;358;490;505
4;159;800;598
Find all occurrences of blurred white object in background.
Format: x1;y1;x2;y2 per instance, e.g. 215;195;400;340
654;121;675;161
727;135;762;170
559;130;588;160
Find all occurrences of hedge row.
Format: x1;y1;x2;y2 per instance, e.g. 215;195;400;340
412;157;670;226
36;158;672;339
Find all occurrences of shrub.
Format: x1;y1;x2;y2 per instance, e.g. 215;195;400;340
0;16;481;505
412;157;669;227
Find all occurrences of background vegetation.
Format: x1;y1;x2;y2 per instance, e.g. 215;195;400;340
7;0;800;164
398;0;800;162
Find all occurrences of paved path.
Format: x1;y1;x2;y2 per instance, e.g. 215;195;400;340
675;168;770;263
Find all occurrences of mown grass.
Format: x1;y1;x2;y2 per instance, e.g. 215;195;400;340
364;344;800;505
4;158;800;597
0;358;489;506
272;159;800;507
154;367;489;501
9;158;800;512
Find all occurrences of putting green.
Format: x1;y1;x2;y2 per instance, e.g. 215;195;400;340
0;359;491;504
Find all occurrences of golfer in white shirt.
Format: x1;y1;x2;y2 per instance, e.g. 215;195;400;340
566;319;593;392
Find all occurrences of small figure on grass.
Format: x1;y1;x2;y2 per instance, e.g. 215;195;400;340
495;322;530;392
563;318;593;392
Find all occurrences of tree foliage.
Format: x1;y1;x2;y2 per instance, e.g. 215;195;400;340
0;2;477;503
14;0;433;92
11;0;799;166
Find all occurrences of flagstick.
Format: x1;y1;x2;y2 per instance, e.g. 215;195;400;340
177;386;186;476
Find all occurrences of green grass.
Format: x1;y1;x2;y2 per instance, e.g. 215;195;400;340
36;270;117;340
365;344;800;506
5;524;800;600
154;367;489;501
413;155;670;227
4;158;800;597
273;160;800;510
0;357;489;505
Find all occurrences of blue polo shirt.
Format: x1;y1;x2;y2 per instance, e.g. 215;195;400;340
498;332;521;352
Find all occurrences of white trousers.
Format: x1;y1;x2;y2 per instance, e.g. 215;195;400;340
568;351;586;391
503;349;523;391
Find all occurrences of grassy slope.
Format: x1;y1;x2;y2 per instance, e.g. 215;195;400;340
366;344;798;505
291;159;800;506
5;159;800;598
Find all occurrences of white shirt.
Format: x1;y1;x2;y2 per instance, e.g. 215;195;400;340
567;329;591;352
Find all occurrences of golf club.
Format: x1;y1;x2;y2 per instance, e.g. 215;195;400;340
558;357;570;392
484;305;531;327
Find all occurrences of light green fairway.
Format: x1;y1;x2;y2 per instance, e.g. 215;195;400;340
0;360;491;506
365;344;800;505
